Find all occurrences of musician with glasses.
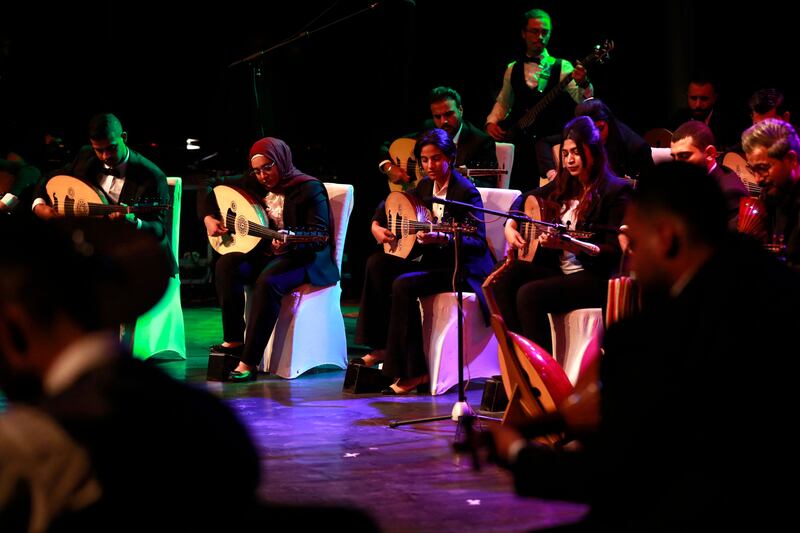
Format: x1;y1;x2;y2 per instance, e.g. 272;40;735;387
485;8;592;190
492;116;631;354
30;113;175;274
201;137;338;381
355;128;493;395
741;118;800;268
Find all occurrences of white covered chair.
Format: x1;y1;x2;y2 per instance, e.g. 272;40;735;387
547;274;638;386
132;177;187;360
419;187;521;394
547;308;604;386
495;142;514;189
651;146;673;165
256;182;353;378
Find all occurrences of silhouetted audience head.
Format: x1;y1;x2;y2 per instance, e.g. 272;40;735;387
749;88;790;124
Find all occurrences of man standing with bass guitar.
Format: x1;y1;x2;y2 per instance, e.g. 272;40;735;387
485;8;594;191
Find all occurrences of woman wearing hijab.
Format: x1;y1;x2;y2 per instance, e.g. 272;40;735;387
202;137;339;382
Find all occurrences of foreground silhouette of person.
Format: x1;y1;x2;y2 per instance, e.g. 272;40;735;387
0;218;260;531
491;162;800;531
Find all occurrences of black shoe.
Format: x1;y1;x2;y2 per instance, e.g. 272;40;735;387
349;355;382;368
210;343;244;356
229;369;257;382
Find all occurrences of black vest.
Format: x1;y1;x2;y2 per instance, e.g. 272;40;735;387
506;58;578;139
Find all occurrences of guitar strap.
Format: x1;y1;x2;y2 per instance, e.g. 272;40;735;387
510;57;563;113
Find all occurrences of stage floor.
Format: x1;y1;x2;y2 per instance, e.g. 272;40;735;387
156;306;588;532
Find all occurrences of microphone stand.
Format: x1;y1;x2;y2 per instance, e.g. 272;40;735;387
389;224;478;428
228;2;383;136
389;198;538;431
388;197;601;432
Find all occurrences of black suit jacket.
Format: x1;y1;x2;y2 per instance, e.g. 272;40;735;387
373;171;494;318
511;235;800;530
37;146;176;274
510;173;632;276
710;163;748;230
605;120;655;180
670;108;741;150
766;178;800;270
202;173;340;287
42;350;261;530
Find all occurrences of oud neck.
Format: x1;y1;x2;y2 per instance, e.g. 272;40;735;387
83;202;131;215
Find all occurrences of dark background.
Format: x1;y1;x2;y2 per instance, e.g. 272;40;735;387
2;0;796;298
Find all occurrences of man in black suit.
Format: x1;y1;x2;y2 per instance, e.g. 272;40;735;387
31;113;175;275
671;76;738;150
0;218;261;531
490;163;800;531
670;120;747;229
379;86;498;188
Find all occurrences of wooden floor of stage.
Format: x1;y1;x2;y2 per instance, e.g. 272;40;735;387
153;305;588;532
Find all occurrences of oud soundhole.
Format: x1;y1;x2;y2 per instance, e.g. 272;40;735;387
236;215;249;236
76;199;89;216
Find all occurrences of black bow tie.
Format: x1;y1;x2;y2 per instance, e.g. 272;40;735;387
103;167;120;178
523;56;541;64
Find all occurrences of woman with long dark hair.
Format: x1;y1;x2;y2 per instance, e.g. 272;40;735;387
492;116;632;352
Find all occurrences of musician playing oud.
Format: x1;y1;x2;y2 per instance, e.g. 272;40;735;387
31;113;175;273
378;86;498;189
741;118;800;269
201;137;338;382
485;8;592;191
355;129;493;394
492;116;631;353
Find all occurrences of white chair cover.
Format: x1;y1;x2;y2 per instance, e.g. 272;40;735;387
258;182;353;378
419;187;520;394
133;177;186;360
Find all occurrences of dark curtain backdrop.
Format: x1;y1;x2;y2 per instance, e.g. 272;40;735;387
2;1;795;296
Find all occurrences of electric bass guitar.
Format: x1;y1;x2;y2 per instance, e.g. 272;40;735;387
208;185;329;255
45;175;169;217
501;40;614;140
383;191;476;259
386;138;508;192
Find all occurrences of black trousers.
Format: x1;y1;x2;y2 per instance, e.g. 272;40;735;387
355;252;468;379
215;252;309;368
490;259;607;353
